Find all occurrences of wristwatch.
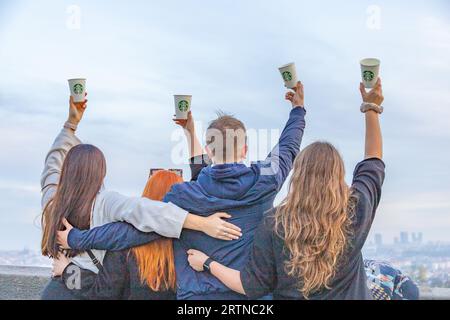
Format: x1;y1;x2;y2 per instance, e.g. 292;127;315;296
203;258;214;273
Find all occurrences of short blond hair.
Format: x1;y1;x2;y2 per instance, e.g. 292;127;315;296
206;112;247;163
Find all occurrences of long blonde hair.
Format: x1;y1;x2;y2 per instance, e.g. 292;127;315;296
274;142;356;298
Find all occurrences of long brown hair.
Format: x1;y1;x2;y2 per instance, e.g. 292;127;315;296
274;142;356;298
41;144;106;258
132;170;182;291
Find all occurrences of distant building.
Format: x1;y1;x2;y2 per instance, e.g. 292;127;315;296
400;232;409;245
412;232;423;244
374;233;383;247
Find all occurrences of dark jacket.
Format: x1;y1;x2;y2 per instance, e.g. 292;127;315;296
61;250;176;300
240;159;386;300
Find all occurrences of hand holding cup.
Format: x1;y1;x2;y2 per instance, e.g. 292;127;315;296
360;78;384;106
173;111;195;134
285;81;304;108
68;93;88;126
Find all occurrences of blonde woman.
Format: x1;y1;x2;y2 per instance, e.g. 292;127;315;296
187;79;385;300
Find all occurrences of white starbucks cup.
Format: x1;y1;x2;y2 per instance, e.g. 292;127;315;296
278;63;298;89
174;95;192;120
68;78;87;103
360;58;380;88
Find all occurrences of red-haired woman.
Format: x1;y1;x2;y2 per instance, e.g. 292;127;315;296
53;170;186;299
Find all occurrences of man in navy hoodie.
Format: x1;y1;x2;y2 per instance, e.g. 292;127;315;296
163;81;307;299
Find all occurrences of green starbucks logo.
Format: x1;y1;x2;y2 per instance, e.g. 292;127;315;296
282;71;293;81
363;71;375;82
73;83;84;94
178;100;189;112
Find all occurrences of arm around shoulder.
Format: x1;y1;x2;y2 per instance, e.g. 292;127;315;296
67;222;162;251
101;190;188;238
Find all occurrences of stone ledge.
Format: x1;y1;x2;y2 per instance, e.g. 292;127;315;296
0;265;449;300
0;265;50;300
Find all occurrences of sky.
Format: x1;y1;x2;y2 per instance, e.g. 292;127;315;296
0;0;449;250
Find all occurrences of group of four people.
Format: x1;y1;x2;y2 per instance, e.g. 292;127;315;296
40;79;418;300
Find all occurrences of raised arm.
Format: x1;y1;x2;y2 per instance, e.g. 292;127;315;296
360;79;384;160
174;111;210;179
174;111;204;160
262;81;306;188
40;95;87;208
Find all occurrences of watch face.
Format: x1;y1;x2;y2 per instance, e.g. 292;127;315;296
204;259;212;271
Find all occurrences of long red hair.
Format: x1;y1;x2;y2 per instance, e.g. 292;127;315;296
132;170;182;291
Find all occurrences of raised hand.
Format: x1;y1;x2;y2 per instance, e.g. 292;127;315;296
173;111;204;158
360;78;384;106
285;81;304;108
68;93;88;126
173;111;195;133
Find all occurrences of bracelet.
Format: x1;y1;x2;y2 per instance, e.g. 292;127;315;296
361;102;383;114
64;121;78;131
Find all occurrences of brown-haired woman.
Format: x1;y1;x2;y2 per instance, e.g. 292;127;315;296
187;79;386;299
40;95;241;299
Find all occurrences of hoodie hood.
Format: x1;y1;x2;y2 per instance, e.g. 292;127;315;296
164;163;277;213
197;164;257;199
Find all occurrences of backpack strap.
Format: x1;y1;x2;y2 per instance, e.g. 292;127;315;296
86;250;102;270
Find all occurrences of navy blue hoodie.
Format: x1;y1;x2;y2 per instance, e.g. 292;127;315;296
164;107;306;300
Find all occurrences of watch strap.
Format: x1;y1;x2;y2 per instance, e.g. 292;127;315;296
203;258;214;272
